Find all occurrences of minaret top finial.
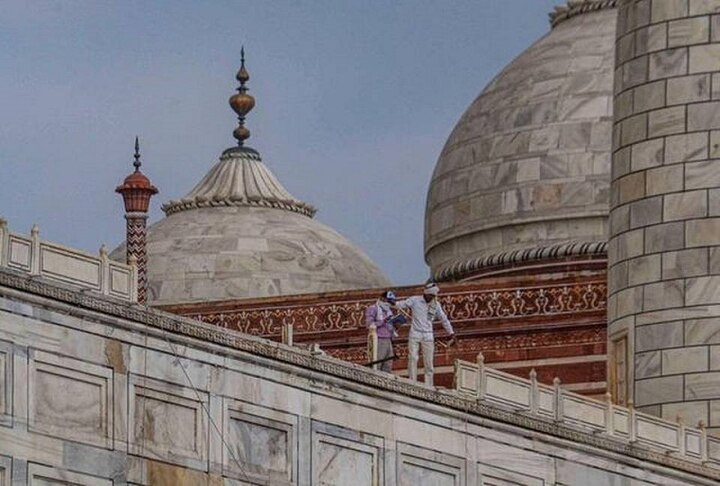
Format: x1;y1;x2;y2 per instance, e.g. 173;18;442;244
229;46;256;148
116;136;158;214
133;136;141;172
238;46;249;86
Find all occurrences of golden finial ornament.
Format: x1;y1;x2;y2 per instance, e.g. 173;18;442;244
229;47;256;147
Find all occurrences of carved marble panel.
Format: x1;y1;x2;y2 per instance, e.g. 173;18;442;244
108;263;132;299
555;459;653;486
7;235;31;272
0;455;10;486
128;375;208;468
39;244;101;290
28;349;113;449
0;340;12;427
397;442;466;486
223;399;297;484
311;421;384;486
478;462;545;485
27;463;112;485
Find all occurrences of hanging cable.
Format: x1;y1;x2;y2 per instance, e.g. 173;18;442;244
156;328;260;484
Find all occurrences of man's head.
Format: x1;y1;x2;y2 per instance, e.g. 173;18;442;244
381;290;396;305
423;283;439;302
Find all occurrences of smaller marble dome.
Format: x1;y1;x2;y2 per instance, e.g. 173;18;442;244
113;54;390;304
424;0;616;281
135;150;390;304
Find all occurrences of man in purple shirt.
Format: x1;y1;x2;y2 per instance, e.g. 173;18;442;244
365;290;403;372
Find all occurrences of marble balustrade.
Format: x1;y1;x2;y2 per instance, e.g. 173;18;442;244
0;219;137;302
454;355;720;465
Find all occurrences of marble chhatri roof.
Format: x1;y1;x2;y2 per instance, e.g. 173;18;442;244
162;148;316;218
114;54;390;303
113;147;390;304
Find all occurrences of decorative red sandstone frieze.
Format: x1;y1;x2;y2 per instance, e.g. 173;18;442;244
161;269;609;394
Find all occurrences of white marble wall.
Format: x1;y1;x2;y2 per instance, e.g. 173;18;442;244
0;271;718;485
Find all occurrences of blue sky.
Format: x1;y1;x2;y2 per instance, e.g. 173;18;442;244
0;0;558;285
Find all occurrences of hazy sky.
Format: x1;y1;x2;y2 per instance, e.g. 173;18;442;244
1;0;557;285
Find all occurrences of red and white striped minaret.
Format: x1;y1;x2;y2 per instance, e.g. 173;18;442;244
115;137;158;304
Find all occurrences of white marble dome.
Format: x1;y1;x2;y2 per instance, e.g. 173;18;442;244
113;147;390;304
424;1;616;281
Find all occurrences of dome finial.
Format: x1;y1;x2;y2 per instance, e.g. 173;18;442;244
133;136;141;172
229;46;255;147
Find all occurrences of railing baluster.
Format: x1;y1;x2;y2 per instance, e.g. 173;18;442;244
699;420;708;463
477;353;486;402
0;217;7;267
99;244;110;296
529;369;538;415
30;224;40;275
677;415;685;456
553;377;563;422
282;323;294;346
605;392;614;436
628;400;637;443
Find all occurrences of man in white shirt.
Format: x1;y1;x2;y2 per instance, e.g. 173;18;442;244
394;283;456;386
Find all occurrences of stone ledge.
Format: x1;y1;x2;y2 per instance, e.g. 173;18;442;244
433;240;608;281
550;0;618;29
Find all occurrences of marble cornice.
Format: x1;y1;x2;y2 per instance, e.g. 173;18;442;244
0;267;718;482
433;240;608;282
162;196;316;218
549;0;618;28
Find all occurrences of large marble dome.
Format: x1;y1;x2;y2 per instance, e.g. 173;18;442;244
425;1;616;281
113;58;390;305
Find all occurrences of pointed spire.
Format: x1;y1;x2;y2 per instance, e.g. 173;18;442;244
229;46;256;148
237;46;250;86
116;137;158;213
133;136;141;172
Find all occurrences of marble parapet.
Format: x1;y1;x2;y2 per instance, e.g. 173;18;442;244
0;219;137;302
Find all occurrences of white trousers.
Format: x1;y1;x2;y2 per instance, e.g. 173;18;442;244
408;336;434;386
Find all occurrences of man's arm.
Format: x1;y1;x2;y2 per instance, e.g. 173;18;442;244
437;304;454;335
394;298;411;310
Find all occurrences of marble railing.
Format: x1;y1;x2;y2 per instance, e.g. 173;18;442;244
454;354;720;466
0;219;137;302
